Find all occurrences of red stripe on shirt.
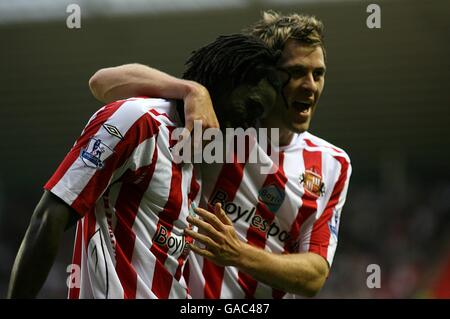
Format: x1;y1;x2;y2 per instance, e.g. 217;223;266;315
188;168;200;203
305;138;343;154
237;151;287;298
45;101;125;195
70;113;159;216
286;149;322;253
269;147;322;298
150;126;184;299
111;115;161;299
114;155;158;299
203;152;249;298
150;109;171;120
175;168;201;281
113;121;160;299
272;288;286;299
183;260;191;295
308;155;349;259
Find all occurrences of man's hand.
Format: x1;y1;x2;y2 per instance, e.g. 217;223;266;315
185;203;244;267
182;81;219;134
185;202;329;297
178;82;219;151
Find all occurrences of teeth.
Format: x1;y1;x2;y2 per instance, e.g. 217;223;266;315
293;102;310;112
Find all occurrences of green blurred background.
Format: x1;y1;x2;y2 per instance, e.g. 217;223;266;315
0;0;449;298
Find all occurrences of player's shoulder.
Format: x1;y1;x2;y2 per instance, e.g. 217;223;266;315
303;131;351;164
84;97;179;142
115;97;180;126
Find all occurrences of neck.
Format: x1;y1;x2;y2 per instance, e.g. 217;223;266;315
278;128;295;146
260;118;294;147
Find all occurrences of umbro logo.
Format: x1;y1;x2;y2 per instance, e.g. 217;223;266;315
103;124;123;140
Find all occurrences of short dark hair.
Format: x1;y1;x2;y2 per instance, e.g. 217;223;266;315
183;34;281;128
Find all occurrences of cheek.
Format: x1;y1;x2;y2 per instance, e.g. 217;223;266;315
283;77;305;98
282;83;295;100
316;80;325;96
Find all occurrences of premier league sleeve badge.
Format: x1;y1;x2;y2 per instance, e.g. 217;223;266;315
80;137;114;169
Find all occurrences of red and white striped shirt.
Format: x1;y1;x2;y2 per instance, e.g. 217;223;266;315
45;98;200;299
186;131;351;299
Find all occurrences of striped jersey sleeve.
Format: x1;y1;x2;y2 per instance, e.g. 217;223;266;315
44;98;164;216
297;136;352;267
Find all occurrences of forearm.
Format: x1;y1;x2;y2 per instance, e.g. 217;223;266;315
236;244;329;297
7;217;64;298
89;63;207;103
7;192;73;298
89;63;219;131
187;205;330;297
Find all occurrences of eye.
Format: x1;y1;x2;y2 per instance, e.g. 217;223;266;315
313;70;325;80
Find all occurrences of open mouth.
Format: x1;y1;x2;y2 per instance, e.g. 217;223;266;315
292;101;312;113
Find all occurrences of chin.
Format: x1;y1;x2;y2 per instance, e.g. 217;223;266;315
289;122;310;133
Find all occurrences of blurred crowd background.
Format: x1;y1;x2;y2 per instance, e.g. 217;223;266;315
0;0;449;298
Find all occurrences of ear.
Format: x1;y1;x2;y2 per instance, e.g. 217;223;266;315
245;98;265;123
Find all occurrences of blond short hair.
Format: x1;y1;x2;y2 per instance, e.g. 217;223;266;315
244;10;326;58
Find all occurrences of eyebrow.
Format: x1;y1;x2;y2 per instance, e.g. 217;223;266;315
282;64;327;73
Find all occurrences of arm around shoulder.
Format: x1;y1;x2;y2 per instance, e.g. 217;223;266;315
88;64;219;131
89;63;204;103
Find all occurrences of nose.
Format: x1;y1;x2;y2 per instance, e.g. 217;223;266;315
299;73;317;94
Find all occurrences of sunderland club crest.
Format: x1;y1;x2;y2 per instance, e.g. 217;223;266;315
300;169;325;197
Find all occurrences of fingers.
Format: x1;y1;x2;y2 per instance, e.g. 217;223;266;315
183;85;219;131
213;203;233;226
170;127;192;164
193;207;227;232
184;228;221;253
187;214;224;243
184;204;240;267
182;118;203;155
188;241;215;259
205;112;220;130
178;127;191;147
171;127;191;155
183;117;194;135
